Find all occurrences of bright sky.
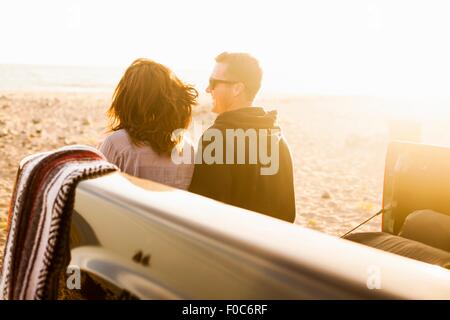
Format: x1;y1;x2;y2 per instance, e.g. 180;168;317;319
1;0;450;96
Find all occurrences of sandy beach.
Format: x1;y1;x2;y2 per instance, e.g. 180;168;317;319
2;91;449;268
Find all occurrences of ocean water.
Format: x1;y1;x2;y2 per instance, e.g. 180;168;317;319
0;64;314;96
0;64;210;93
0;64;124;92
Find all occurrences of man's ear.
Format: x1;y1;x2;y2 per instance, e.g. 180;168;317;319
232;82;245;97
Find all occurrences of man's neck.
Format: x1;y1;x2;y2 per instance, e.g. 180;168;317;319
225;100;253;113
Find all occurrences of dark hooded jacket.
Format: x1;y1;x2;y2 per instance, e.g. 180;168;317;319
189;107;296;222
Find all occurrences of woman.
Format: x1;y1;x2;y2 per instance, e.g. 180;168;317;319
99;58;198;190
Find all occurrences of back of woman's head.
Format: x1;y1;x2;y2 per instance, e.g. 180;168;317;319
107;58;198;155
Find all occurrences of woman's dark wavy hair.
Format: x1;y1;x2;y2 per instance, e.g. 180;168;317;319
107;58;198;155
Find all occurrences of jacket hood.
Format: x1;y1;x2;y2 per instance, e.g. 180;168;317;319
213;107;279;130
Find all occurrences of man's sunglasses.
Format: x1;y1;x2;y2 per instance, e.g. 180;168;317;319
208;78;239;89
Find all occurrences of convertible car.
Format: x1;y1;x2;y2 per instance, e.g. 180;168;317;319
65;141;450;299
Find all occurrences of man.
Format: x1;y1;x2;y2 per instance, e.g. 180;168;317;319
188;52;296;223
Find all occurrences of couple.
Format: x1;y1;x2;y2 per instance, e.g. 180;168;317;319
99;52;295;223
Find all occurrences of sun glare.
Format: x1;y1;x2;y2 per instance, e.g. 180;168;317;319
1;0;450;98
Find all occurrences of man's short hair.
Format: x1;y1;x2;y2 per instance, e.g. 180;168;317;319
215;52;262;101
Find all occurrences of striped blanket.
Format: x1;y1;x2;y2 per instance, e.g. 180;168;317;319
0;145;117;300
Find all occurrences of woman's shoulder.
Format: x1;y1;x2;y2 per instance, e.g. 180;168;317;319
99;129;133;155
104;129;130;143
106;129;134;146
